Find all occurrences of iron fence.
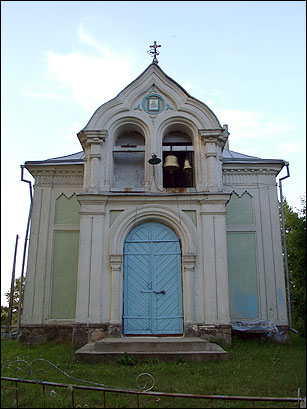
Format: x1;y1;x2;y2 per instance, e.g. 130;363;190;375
1;358;305;408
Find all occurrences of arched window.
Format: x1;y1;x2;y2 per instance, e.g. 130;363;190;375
113;130;145;190
162;131;194;188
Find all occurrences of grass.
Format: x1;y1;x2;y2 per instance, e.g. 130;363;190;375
1;334;306;408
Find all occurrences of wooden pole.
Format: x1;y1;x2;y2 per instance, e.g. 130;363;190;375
7;234;19;330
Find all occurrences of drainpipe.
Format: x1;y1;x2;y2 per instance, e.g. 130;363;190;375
16;165;33;335
278;162;298;334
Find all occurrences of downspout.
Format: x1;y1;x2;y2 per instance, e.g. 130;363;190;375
16;165;33;335
278;161;298;334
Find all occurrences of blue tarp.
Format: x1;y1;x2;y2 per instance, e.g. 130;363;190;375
231;319;281;339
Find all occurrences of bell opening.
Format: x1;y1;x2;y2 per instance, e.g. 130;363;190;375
162;151;194;188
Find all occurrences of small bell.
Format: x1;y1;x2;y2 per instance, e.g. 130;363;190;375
163;155;180;174
183;158;192;171
148;153;161;165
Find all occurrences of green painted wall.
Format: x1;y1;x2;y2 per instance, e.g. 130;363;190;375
109;210;124;227
226;192;254;225
50;231;79;319
54;194;80;225
182;210;197;226
227;232;259;320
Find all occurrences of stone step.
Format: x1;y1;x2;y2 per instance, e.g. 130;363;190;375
75;337;228;362
95;337;212;352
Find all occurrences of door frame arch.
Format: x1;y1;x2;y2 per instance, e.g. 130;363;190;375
108;204;197;335
123;221;183;335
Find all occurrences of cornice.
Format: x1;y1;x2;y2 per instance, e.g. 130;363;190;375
29;166;84;187
77;129;108;149
29;167;83;177
222;167;281;176
199;126;229;147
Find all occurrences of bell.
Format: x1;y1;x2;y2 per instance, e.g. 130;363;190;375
148;154;161;165
163;155;180;174
183;158;192;171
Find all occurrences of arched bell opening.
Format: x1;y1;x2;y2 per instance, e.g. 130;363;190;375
113;127;145;190
162;130;194;189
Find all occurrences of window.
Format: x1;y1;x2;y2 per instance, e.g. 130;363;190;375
162;131;194;188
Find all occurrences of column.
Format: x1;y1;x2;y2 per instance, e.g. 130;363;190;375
200;128;229;192
89;154;100;192
182;254;196;325
109;255;123;325
22;186;51;324
200;194;231;325
78;130;107;192
75;196;106;323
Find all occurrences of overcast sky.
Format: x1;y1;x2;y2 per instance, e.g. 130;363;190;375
1;1;306;305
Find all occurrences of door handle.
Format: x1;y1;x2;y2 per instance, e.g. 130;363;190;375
141;289;166;294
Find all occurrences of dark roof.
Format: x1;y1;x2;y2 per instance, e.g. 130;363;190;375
25;151;85;166
24;149;285;166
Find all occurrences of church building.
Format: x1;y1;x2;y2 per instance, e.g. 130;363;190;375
20;44;289;347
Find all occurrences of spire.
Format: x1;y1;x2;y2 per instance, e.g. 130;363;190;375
148;41;161;64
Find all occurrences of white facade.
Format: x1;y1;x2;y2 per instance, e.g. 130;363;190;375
21;63;289;345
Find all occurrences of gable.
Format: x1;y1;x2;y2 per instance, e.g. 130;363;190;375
79;63;222;136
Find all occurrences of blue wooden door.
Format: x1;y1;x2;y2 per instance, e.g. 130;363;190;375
123;222;183;335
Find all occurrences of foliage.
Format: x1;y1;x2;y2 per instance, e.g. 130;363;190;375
281;195;306;336
118;351;137;366
1;277;25;327
1;306;9;327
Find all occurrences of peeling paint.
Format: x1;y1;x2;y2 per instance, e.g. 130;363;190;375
277;288;286;307
234;291;258;319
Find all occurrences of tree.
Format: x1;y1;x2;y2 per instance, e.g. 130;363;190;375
281;196;306;337
1;305;9;327
1;277;25;327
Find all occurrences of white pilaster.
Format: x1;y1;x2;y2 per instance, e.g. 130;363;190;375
201;194;231;324
78;130;107;193
200;127;229;192
75;196;106;323
182;254;196;324
109;255;123;324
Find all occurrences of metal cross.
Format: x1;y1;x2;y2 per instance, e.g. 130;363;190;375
148;41;161;64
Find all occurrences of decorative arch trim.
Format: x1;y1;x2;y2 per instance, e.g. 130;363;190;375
109;204;196;256
108;116;151;148
157;116;198;146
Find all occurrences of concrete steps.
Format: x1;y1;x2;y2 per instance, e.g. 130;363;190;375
75;337;228;362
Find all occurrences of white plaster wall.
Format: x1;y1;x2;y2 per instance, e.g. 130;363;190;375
22;171;83;326
223;168;288;326
73;193;232;330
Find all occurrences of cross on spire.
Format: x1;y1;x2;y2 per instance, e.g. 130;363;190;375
148;41;161;64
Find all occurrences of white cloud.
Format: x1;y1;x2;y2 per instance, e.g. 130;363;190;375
43;24;138;114
78;23;103;51
214;108;294;142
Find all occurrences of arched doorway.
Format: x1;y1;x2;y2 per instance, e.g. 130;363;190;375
123;222;183;335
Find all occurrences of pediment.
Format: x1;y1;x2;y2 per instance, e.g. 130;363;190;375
82;63;222;131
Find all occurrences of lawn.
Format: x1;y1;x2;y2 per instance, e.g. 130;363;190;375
1;334;306;408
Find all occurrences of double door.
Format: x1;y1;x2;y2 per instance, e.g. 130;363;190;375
123;222;183;335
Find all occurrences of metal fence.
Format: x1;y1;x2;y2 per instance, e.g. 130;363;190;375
1;325;18;340
1;359;306;408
